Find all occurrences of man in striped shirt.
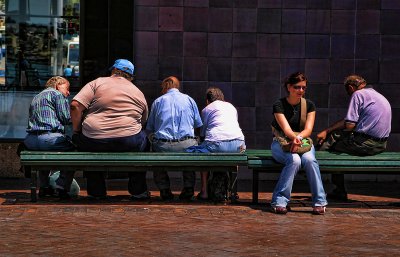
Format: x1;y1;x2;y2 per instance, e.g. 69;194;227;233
24;76;75;199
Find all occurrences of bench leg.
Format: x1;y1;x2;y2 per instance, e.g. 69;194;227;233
252;170;259;204
229;166;239;203
30;169;38;202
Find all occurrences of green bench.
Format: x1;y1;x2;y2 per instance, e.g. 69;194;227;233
20;151;248;202
246;149;400;204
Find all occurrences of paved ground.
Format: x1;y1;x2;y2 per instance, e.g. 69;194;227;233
0;178;399;256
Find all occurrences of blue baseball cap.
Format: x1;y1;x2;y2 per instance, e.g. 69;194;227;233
110;59;135;75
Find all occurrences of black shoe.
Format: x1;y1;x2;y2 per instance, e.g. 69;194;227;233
160;188;174;201
179;187;194;201
56;189;71;200
38;187;55;198
327;189;348;201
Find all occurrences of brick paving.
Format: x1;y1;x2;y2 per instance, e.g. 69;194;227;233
0;179;399;256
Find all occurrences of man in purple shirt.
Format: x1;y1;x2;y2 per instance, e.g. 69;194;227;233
146;76;203;201
317;75;392;201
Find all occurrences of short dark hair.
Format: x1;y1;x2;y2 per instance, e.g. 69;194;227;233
344;75;366;88
206;87;224;103
283;72;307;93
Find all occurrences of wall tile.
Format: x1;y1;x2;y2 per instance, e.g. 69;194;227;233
282;9;306;33
158;56;183;79
233;8;257;32
381;0;400;9
331;10;356;34
159;0;183;6
255;81;282;107
331;35;354;58
208;8;233;32
184;0;209;7
209;82;233;102
355;60;379;84
232;33;257;57
254;131;273;149
380;10;400;34
181;81;209;108
306;82;330;108
184;7;208;32
135;32;159;56
257;59;281;82
234;0;258;8
208;33;232;57
281;59;306;81
355;35;380;59
390;108;400;133
283;0;306;8
329;84;349;108
183;32;207;57
159;7;184;31
331;0;356;9
357;0;380;10
356;10;380;34
258;0;281;8
281;34;305;58
330;59;355;83
237;107;256;131
378;84;400;108
381;36;400;58
209;0;233;8
257;34;281;58
183;57;208;80
134;56;159;80
314;108;330;131
380;59;400;83
232;58;257;82
257;9;282;33
256;106;273;131
136;81;162;107
306;10;331;34
135;0;159;6
305;35;330;58
135;6;159;31
208;58;232;81
307;0;331;9
159;32;183;56
387;134;400;151
305;59;330;83
232;83;256;107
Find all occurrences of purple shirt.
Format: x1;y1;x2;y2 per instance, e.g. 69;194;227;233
345;87;391;138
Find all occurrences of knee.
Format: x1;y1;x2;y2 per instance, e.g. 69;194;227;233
286;154;302;168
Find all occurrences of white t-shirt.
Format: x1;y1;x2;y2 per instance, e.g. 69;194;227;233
200;100;244;142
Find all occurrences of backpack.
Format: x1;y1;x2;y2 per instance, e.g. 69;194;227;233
207;171;229;202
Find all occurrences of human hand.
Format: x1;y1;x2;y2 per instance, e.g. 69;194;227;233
290;137;302;153
316;130;327;145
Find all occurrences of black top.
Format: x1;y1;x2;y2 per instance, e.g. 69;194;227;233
271;98;316;132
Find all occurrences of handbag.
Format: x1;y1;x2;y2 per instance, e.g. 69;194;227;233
272;98;313;154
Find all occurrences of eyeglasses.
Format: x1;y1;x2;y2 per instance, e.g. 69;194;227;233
292;85;307;90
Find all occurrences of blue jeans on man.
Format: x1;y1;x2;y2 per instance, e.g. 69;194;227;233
24;132;75;191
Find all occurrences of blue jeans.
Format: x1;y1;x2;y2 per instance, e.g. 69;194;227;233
24;132;75;190
152;138;198;190
73;131;149;197
271;140;327;208
201;139;246;153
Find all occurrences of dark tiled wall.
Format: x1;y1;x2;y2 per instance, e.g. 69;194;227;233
134;0;400;150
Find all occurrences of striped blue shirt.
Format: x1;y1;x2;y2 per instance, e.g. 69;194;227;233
26;88;71;133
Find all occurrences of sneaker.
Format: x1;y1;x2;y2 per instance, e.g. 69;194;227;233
312;206;326;215
130;191;151;200
179;187;194;201
160;188;174;201
271;206;288;215
38;187;55;198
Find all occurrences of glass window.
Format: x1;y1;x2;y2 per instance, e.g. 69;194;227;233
0;0;80;140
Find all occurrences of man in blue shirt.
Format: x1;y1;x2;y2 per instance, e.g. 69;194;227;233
24;76;75;199
146;76;203;201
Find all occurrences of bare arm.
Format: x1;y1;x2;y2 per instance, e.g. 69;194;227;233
70;100;86;134
316;119;346;145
